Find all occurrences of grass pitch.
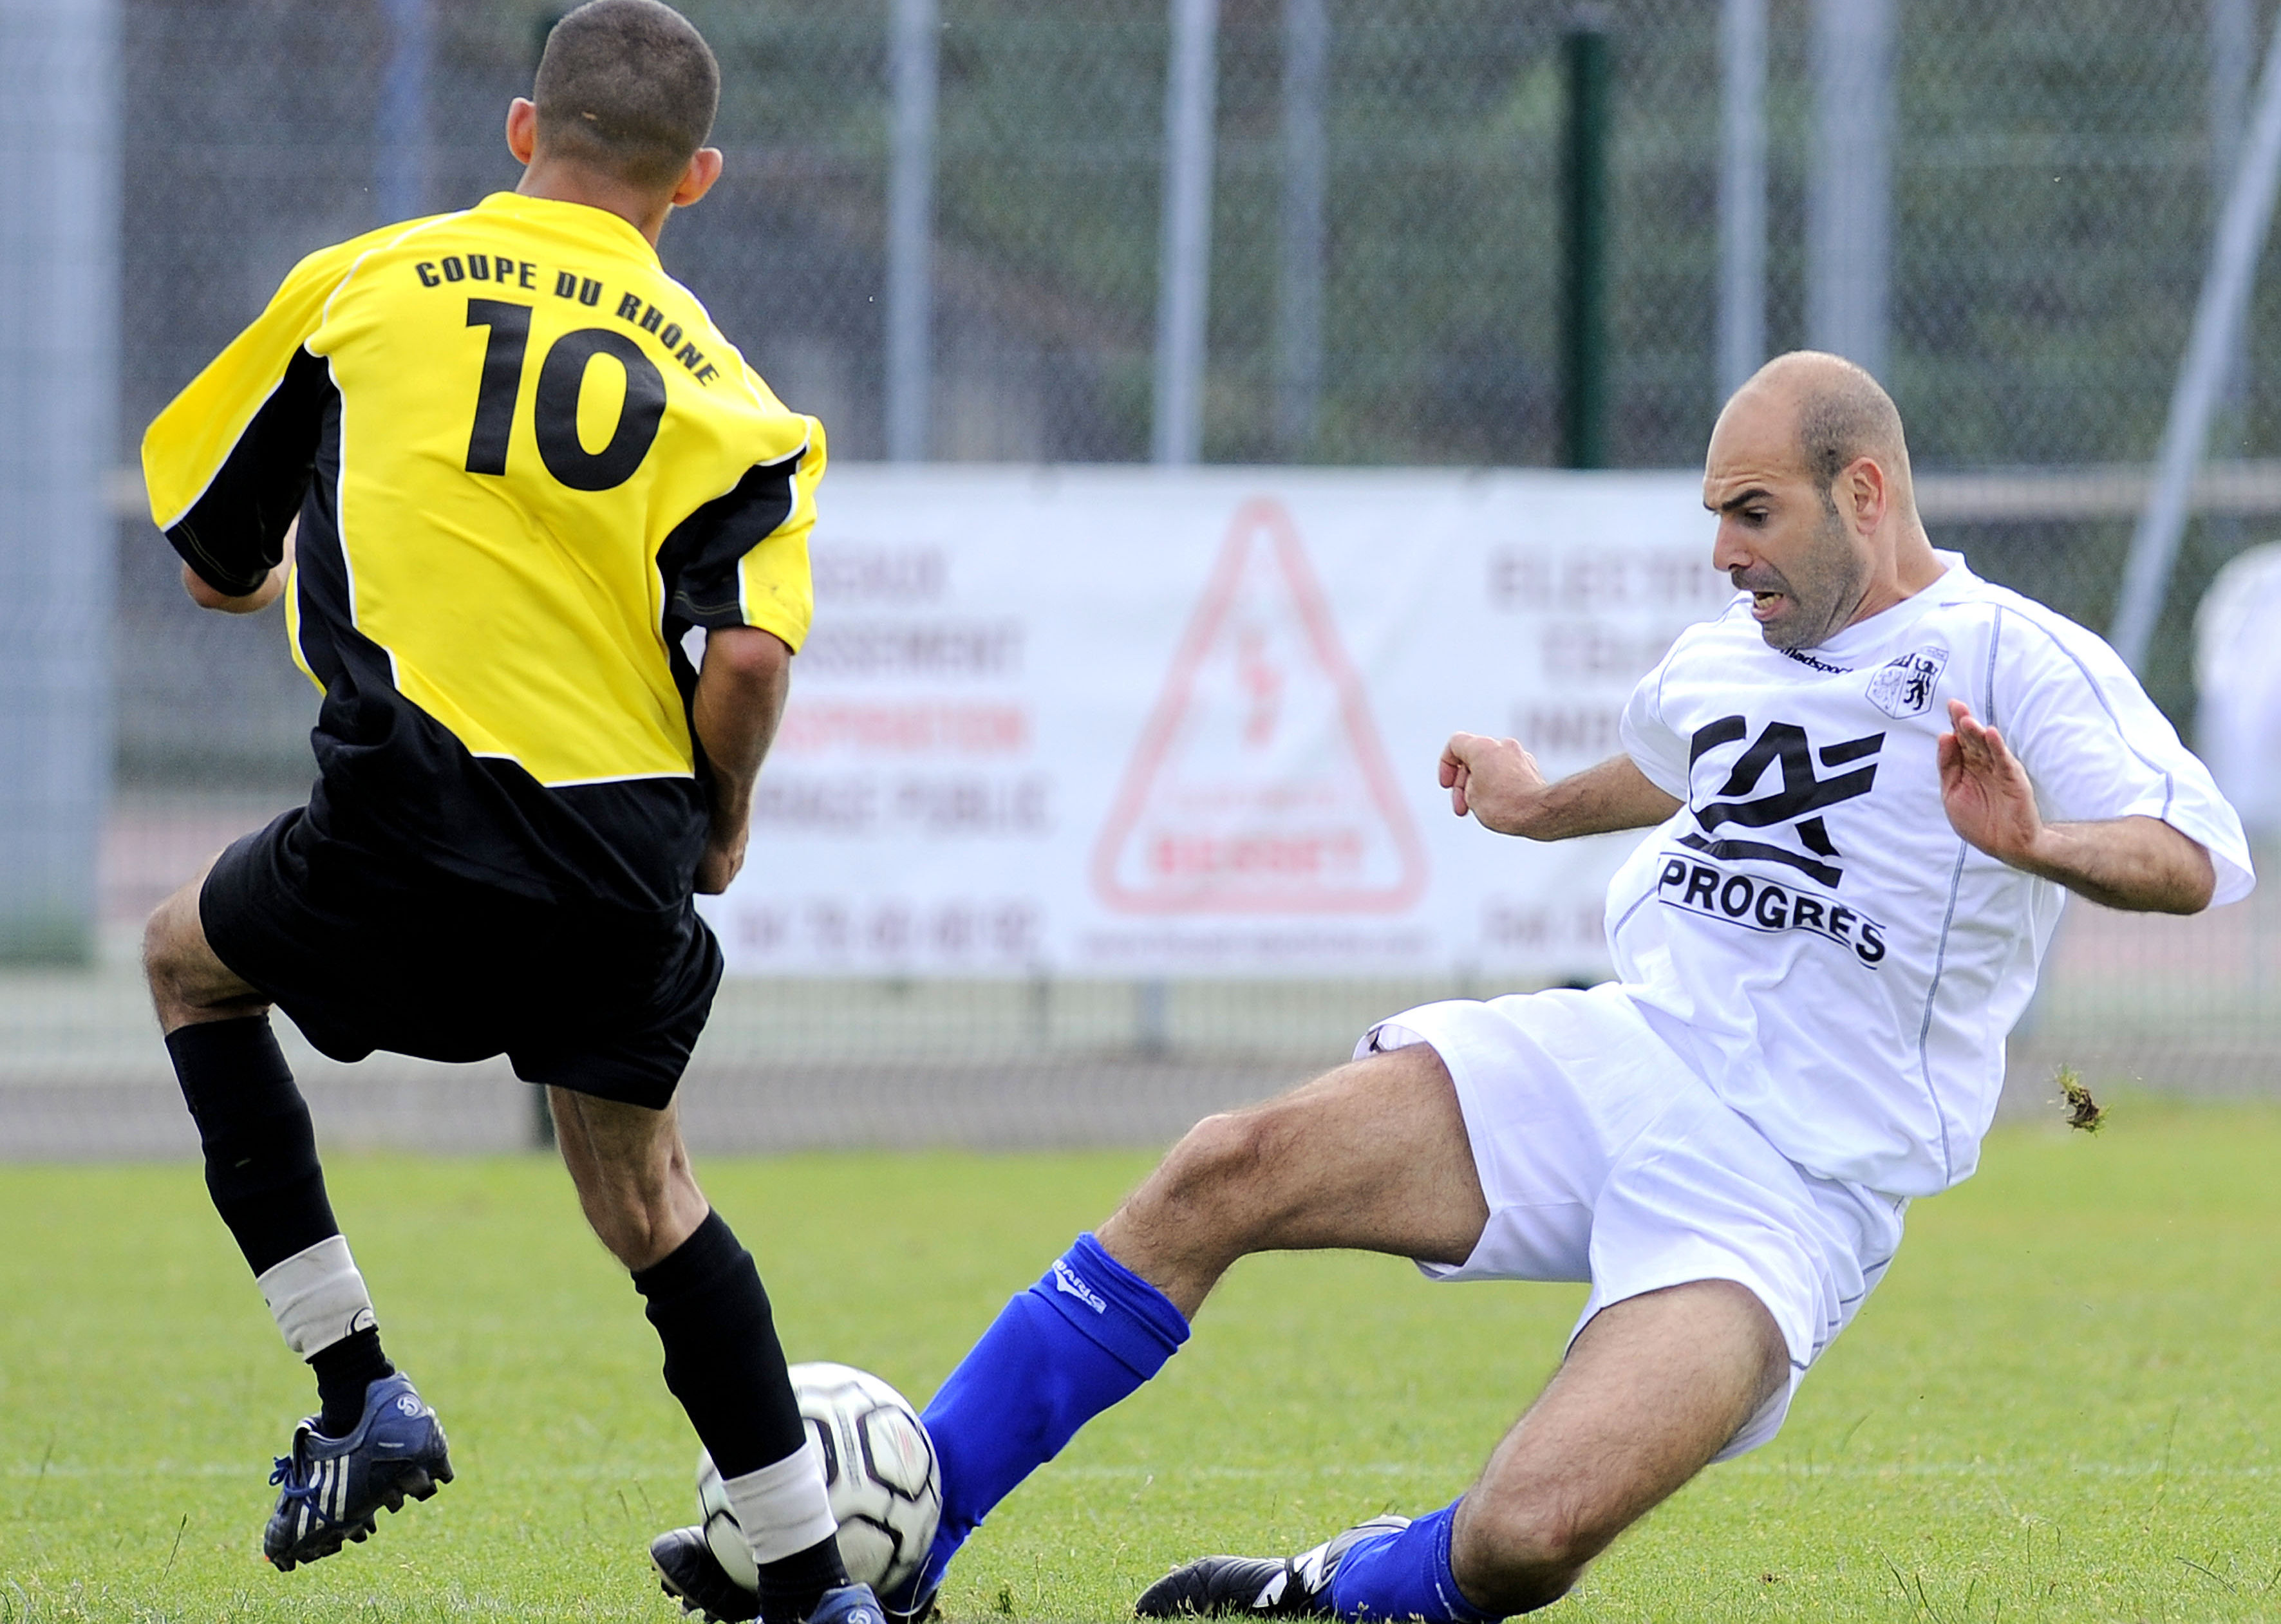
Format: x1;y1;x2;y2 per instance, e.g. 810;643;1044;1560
5;1098;2281;1621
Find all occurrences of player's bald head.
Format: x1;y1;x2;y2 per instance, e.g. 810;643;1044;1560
1705;353;1941;647
534;0;719;194
1723;351;1917;518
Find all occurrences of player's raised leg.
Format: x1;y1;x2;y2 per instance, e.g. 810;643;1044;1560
144;860;450;1571
871;1043;1487;1617
550;1088;873;1624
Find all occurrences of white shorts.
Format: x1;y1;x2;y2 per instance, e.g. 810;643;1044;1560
1361;983;1907;1459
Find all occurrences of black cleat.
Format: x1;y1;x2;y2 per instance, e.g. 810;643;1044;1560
651;1525;759;1623
1136;1516;1411;1618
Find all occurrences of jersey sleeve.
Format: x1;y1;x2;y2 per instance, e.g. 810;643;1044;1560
141;224;417;595
1619;635;1694;799
1993;604;2256;906
655;411;824;649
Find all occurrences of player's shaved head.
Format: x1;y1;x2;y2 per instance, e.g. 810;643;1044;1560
534;0;720;194
1736;351;1917;520
1704;352;1939;649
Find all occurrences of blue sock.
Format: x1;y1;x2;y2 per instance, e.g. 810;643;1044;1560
910;1234;1188;1594
1327;1501;1497;1623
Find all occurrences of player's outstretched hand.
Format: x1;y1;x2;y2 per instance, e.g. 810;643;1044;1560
1440;732;1551;835
1937;698;2042;866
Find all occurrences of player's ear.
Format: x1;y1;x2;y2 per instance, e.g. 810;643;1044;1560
1843;455;1888;537
671;147;724;210
505;97;539;167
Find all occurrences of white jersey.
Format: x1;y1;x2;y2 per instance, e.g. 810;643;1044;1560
1610;553;2253;1197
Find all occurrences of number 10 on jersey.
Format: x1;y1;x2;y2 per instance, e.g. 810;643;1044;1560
463;298;666;492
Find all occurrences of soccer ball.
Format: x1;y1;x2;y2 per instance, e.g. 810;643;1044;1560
697;1361;943;1596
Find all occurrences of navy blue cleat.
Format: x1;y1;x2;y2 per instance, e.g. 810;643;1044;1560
650;1525;758;1622
807;1583;888;1624
263;1370;453;1571
1134;1515;1412;1617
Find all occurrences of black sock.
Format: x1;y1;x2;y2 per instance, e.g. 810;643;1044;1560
756;1535;854;1624
167;1016;339;1274
634;1211;847;1620
632;1209;807;1476
310;1325;395;1436
169;1016;396;1421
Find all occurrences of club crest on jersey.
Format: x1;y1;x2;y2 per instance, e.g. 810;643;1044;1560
1657;855;1888;965
1677;717;1883;887
1866;646;1948;718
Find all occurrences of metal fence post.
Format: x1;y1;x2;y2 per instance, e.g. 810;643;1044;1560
0;0;116;966
2111;8;2281;674
378;0;429;225
1143;0;1219;1063
2211;0;2255;461
1561;13;1611;471
1807;0;1892;378
1154;0;1218;467
1136;977;1170;1058
1277;0;1328;458
887;0;937;463
1719;0;1767;399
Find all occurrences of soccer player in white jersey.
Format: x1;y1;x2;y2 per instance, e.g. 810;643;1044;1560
648;352;2252;1623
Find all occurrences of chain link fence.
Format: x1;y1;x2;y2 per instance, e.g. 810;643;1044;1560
115;0;2281;772
23;0;2281;1156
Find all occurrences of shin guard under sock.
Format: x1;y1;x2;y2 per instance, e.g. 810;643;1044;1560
1326;1501;1496;1623
635;1211;842;1620
171;1018;394;1423
917;1233;1189;1582
634;1211;809;1476
169;1017;339;1274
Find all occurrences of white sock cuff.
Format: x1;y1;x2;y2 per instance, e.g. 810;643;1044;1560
255;1235;377;1358
720;1435;838;1565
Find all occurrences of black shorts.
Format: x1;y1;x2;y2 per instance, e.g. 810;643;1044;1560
202;808;723;1111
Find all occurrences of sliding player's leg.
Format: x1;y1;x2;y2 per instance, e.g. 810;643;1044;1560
549;1088;876;1624
1145;1281;1781;1621
1134;987;1899;1621
891;1042;1488;1614
144;855;449;1571
1435;1280;1785;1613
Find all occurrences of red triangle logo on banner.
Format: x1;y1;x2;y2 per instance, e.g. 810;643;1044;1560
1091;498;1429;915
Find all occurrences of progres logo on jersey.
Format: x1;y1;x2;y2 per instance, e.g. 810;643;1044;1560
1660;715;1890;966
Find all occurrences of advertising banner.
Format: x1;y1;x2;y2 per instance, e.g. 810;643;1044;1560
700;466;1731;977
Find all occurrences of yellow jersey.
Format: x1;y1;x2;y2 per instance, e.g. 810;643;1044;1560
142;192;823;911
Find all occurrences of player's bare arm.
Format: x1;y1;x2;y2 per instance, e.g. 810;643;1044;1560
1439;733;1681;839
691;626;793;895
1938;697;2215;913
180;518;295;615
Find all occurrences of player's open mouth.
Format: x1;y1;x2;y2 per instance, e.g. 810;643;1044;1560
1752;590;1784;618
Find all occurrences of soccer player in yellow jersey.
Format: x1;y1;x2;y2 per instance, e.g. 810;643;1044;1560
138;6;876;1620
